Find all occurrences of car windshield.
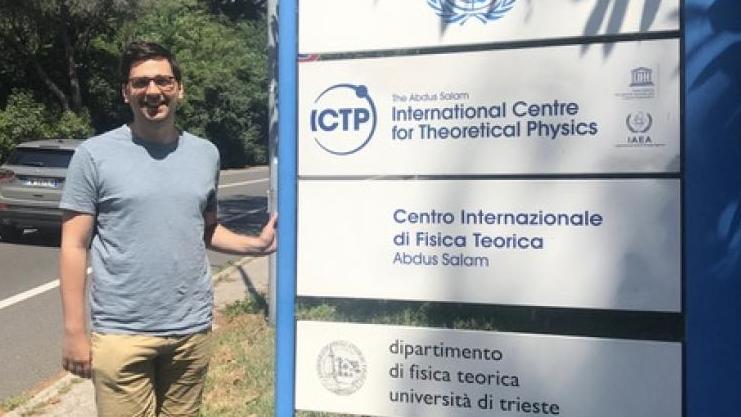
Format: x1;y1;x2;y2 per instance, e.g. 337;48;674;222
6;148;74;168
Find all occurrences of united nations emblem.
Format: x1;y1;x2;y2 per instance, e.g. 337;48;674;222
626;111;653;133
316;341;367;396
427;0;518;24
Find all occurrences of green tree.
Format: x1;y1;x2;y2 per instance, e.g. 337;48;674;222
104;0;269;166
0;0;141;114
202;0;266;22
0;90;92;161
1;0;268;166
0;91;48;160
0;0;146;157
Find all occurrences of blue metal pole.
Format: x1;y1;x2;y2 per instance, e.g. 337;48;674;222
685;1;741;416
275;0;297;415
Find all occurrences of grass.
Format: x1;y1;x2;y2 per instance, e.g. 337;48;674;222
201;309;275;417
223;292;266;317
0;393;30;413
56;377;83;396
0;377;86;416
202;298;358;417
296;298;505;331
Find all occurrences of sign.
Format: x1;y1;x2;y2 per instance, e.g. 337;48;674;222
299;39;680;176
299;0;680;53
282;2;686;417
297;179;681;312
296;321;682;417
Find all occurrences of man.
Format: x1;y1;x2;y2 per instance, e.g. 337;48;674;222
58;41;276;417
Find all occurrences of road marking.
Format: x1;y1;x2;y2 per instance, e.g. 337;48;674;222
0;267;92;312
220;207;267;223
218;178;269;189
220;167;268;176
0;281;59;311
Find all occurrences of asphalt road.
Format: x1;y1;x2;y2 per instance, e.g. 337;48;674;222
0;166;271;402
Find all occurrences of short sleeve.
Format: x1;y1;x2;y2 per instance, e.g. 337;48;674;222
205;153;220;214
59;146;98;215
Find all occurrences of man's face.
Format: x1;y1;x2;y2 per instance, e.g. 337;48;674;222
122;58;183;124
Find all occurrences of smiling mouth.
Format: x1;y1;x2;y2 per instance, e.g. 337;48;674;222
143;101;166;116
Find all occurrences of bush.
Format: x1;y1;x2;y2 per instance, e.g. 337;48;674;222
54;110;95;139
0;91;48;161
0;91;93;162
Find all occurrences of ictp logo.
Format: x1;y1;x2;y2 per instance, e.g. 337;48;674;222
310;84;377;155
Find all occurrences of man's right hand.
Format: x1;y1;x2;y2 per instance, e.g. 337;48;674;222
59;211;94;379
62;331;92;378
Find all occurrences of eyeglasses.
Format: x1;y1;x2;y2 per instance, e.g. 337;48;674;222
128;76;177;91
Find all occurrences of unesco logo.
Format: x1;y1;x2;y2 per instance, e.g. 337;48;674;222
427;0;517;24
615;66;656;101
316;341;367;395
629;67;654;87
310;83;377;155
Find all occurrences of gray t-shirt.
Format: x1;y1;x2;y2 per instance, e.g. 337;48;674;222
60;125;220;335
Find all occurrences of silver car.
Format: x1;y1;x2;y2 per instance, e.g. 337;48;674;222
0;139;83;241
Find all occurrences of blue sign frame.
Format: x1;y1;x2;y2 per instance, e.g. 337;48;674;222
275;0;297;415
277;1;741;416
684;1;741;416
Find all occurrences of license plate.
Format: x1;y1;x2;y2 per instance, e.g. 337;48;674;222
22;178;60;188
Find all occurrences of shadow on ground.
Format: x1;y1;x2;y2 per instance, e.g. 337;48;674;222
0;228;61;247
217;194;269;235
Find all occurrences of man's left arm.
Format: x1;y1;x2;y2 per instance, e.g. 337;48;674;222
204;211;277;255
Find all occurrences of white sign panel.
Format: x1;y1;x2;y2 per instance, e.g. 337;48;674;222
297;179;681;312
295;321;682;417
298;38;680;176
299;0;680;53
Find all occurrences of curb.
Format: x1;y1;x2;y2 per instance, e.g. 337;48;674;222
3;374;79;417
211;256;256;284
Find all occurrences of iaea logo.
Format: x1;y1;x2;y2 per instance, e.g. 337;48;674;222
626;112;653;133
310;84;377;155
427;0;517;24
618;111;663;148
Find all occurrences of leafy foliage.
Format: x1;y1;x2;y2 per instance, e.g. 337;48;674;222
0;91;92;161
0;0;141;112
96;0;269;166
0;91;48;157
201;0;267;22
55;109;95;139
0;0;268;166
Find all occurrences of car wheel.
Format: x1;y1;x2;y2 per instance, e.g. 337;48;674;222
0;225;23;242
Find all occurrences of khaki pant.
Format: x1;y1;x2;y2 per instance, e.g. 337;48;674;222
91;331;212;417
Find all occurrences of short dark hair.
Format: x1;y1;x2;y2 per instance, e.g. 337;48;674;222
119;41;182;85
